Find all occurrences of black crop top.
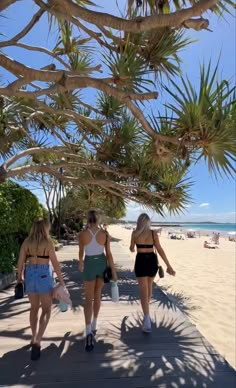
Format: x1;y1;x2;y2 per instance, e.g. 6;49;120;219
26;255;49;259
26;247;50;260
136;244;153;248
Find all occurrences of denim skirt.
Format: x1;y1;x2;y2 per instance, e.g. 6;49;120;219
24;264;54;294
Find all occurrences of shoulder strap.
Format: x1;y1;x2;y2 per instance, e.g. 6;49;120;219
151;230;154;243
87;228;94;236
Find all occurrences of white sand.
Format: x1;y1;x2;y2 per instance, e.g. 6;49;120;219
109;224;236;369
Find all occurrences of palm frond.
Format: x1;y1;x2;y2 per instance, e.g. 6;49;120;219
163;60;236;177
97;93;124;118
103;47;153;93
128;28;192;80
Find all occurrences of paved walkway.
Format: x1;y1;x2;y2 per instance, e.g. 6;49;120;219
0;242;235;387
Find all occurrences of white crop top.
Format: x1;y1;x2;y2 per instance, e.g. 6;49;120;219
84;229;104;256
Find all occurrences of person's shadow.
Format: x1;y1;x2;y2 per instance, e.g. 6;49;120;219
1;260;235;387
0;331;114;386
1;315;235;387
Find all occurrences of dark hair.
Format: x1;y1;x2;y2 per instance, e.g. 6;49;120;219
87;210;98;225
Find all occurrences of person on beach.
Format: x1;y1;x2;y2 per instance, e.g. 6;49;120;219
78;210;117;352
204;241;219;249
16;219;65;361
129;213;176;333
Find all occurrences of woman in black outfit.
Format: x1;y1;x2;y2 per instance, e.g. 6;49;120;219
129;213;176;333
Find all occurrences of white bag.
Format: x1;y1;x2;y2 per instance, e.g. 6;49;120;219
111;281;119;303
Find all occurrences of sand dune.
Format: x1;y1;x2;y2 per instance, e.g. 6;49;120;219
109;224;236;369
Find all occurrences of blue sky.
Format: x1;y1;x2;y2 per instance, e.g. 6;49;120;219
1;1;235;223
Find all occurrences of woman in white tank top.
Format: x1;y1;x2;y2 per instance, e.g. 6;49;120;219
79;210;117;352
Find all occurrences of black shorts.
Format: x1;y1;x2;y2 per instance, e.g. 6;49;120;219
134;252;158;278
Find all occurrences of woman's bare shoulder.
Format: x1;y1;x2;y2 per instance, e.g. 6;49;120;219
20;238;28;251
151;230;159;240
98;229;107;238
78;229;88;240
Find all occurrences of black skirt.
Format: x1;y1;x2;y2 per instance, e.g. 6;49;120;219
134;252;158;278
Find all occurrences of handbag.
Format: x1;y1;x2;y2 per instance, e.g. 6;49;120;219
14;282;24;299
103;266;112;283
152;231;165;279
103;231;113;283
158;266;164;278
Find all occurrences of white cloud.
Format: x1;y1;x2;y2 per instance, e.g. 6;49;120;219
199;203;209;208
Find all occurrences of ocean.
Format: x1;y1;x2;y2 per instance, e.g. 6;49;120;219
124;222;236;235
180;223;236;234
151;223;236;235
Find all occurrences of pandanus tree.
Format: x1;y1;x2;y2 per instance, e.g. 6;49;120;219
0;0;235;215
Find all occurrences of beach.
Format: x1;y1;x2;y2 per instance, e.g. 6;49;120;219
109;224;236;369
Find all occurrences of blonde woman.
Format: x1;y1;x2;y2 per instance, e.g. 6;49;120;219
79;210;117;352
130;213;176;333
17;219;65;360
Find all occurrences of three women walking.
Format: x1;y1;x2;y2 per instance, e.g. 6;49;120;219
16;211;176;359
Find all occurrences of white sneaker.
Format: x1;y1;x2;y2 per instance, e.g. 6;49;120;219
142;316;152;333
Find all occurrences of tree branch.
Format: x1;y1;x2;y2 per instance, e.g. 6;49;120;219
4;162;164;201
4;146;68;169
0;54;156;103
46;0;218;32
14;42;70;69
0;0;19;12
0;8;45;48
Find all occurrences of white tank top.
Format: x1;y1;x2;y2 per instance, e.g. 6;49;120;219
84;229;104;256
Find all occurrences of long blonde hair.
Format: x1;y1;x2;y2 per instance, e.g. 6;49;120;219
24;219;51;256
134;213;151;238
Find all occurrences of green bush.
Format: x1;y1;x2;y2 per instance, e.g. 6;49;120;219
0;181;44;235
0;235;19;274
0;181;46;273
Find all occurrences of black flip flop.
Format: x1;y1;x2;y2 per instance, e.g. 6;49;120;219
85;333;94;352
31;343;41;361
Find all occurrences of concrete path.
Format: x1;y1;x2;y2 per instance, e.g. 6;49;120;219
0;242;235;387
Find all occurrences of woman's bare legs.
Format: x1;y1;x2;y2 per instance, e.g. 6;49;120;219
92;277;104;332
84;279;104;351
28;294;40;344
93;278;104;319
137;277;149;315
35;293;52;345
137;277;152;332
147;277;155;303
84;280;96;330
84;278;104;332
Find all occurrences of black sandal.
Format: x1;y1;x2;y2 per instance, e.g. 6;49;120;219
85;333;94;352
31;343;41;361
